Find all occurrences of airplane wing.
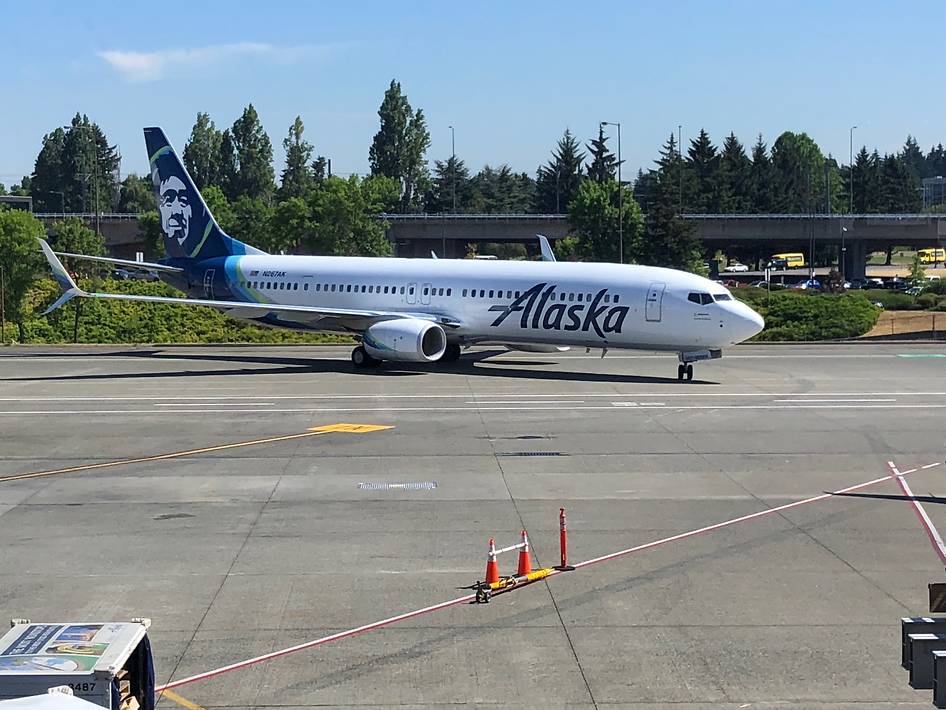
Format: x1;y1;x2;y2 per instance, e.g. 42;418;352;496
38;240;461;329
54;252;184;273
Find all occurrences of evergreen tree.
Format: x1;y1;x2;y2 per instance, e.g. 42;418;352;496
182;113;223;190
718;133;752;213
278;116;315;201
30;116;119;213
30;128;67;211
638;134;702;270
535;129;584;212
425;156;472;213
927;144;946;179
770;131;827;213
368;79;431;213
228;104;275;201
568;179;643;263
851;147;881;212
469;165;535;213
900;135;926;180
749;135;776;213
8;177;31;197
117;174;154;213
216;130;238;200
585;126;618;183
686;128;721;213
879;153;922;212
632;168;659;214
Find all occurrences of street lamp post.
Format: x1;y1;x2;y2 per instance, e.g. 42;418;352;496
847;125;857;282
448;125;456;212
601;121;623;264
64;124;101;236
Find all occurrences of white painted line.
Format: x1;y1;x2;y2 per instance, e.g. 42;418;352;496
5;404;946;415
464;400;582;405
923;463;943;469
773;398;897;403
2;391;946;401
611;402;638;407
152;402;274;407
638;402;666;406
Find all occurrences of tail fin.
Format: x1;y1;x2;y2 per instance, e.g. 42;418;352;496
144;127;265;261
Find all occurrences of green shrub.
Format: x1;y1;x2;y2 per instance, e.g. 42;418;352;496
734;289;880;341
18;278;352;345
862;289;923;310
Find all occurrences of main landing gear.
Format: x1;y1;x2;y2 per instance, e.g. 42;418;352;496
677;363;693;381
351;346;380;368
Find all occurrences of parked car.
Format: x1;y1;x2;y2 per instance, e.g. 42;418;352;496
767;258;789;270
793;279;822;290
885;277;907;291
864;278;885;289
905;286;924;297
723;262;749;273
111;268;132;280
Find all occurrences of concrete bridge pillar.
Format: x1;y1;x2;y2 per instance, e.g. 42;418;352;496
843;239;868;281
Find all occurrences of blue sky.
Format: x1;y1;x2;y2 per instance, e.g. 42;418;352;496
2;1;944;187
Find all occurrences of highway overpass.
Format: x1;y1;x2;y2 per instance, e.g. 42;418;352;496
34;212;946;279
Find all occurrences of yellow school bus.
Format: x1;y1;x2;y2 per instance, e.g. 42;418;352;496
769;252;806;269
918;248;945;264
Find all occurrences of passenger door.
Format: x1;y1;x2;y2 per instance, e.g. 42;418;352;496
203;269;215;300
645;282;666;322
420;282;432;306
406;282;417;305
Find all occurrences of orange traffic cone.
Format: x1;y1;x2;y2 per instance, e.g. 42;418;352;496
485;538;500;584
517;530;532;576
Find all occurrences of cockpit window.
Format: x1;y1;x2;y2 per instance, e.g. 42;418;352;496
713;293;732;301
688;292;714;305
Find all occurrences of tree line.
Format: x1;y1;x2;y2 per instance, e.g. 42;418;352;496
3;79;945;267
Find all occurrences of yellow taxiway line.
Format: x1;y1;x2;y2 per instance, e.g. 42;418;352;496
159;689;206;710
0;423;394;484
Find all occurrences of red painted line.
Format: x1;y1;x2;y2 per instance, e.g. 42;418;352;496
155;460;938;692
156;593;476;691
888;461;946;567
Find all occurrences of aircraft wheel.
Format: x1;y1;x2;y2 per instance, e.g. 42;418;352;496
677;364;685;381
351;346;377;368
441;343;462;362
685;364;694;381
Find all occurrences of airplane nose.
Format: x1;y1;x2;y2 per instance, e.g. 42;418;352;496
731;303;765;343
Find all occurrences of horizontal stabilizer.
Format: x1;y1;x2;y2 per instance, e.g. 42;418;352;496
53;252;183;273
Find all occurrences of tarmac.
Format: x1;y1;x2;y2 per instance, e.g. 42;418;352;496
1;342;946;709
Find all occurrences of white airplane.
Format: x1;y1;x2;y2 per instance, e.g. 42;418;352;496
39;127;764;381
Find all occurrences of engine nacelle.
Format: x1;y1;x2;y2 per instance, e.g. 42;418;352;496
502;343;571;353
363;319;447;362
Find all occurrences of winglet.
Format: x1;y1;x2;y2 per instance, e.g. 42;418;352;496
38;239;86;314
537;234;556;262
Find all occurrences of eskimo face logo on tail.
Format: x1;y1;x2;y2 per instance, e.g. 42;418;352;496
157;175;191;246
148;144;211;259
488;282;630;337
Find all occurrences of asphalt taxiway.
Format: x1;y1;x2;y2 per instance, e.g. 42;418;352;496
1;343;945;708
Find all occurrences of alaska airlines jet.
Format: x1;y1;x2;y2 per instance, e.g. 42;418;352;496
39;127;764;380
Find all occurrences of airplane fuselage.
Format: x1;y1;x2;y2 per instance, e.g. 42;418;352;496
168;255;763;353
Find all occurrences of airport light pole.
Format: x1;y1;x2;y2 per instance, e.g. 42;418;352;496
600;121;623;263
848;125;856;283
64;124;101;236
449;125;456;212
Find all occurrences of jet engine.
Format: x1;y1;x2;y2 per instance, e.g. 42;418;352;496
363;319;447;362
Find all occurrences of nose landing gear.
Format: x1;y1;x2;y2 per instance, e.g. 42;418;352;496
677;363;693;381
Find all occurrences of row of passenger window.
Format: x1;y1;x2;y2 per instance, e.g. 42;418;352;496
688;291;732;305
239;279;622;305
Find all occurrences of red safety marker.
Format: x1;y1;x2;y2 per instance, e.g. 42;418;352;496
557;507;575;570
517;530;532;576
484;538;500;584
